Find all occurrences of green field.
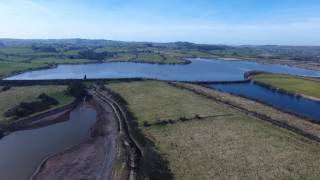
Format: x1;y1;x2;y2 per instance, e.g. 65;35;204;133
253;74;320;99
108;81;229;126
0;62;50;78
0;85;74;124
105;52;186;64
0;46;187;78
107;81;320;180
30;57;92;64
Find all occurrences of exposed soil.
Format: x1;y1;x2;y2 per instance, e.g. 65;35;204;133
32;95;119;180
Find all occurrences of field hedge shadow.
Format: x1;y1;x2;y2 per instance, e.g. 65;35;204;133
103;85;173;180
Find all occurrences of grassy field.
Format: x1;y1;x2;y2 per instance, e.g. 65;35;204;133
106;52;186;64
30;57;92;64
108;81;230;126
253;74;320;99
0;62;50;78
0;46;187;78
107;81;320;180
0;85;74;124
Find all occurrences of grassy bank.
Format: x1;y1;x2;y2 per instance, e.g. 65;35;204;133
0;46;187;78
252;74;320;99
0;62;51;79
107;81;320;180
0;85;74;124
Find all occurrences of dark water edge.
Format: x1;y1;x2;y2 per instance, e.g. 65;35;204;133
210;82;320;122
0;105;97;180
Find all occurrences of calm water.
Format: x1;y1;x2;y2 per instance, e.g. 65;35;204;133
0;105;97;180
3;58;320;179
211;82;320;122
5;58;320;81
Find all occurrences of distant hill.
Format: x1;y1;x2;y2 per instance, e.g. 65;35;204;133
0;38;319;62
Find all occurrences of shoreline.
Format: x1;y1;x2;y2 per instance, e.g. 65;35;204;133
217;57;320;71
0;99;78;139
31;92;121;180
3;56;320;81
170;82;320;142
252;80;320;103
245;71;320;103
1;59;191;80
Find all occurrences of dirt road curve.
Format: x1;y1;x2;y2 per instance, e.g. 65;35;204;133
32;95;119;180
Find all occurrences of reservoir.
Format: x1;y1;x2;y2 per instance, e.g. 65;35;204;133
0;105;97;180
211;82;320;122
2;58;320;179
5;58;320;81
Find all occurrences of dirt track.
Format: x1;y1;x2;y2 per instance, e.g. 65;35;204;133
32;95;119;180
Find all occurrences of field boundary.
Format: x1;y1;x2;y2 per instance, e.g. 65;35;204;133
169;82;320;143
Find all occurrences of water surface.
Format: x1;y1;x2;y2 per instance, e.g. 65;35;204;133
211;82;320;122
6;59;320;81
0;105;97;180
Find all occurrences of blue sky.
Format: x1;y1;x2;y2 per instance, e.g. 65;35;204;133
0;0;320;45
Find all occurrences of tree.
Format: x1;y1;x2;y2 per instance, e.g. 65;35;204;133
65;81;86;98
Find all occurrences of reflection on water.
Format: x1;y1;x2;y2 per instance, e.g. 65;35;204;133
0;105;97;180
211;82;320;122
6;58;320;81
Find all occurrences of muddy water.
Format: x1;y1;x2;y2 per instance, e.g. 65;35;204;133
0;105;97;180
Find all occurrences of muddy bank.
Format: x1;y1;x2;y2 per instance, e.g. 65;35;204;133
32;94;119;180
0;100;78;139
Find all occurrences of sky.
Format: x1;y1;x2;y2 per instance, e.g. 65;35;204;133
0;0;320;45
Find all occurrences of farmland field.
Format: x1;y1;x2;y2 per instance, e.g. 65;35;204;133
253;74;320;99
107;81;320;180
0;85;74;124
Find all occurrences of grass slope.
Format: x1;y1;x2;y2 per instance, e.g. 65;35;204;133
0;85;74;124
253;74;320;99
0;62;49;78
108;81;229;126
108;81;320;180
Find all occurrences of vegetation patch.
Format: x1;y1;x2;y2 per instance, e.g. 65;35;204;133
107;81;229;126
107;80;320;180
253;74;320;99
0;85;74;124
65;81;87;98
4;93;58;119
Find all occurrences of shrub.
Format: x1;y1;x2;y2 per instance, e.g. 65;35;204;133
195;114;202;119
38;93;58;105
1;86;11;92
179;116;188;121
4;93;59;118
168;119;175;124
143;121;151;127
65;81;86;98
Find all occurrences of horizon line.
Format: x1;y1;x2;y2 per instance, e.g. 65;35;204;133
0;37;319;47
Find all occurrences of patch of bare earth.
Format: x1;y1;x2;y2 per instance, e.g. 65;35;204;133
33;96;119;180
